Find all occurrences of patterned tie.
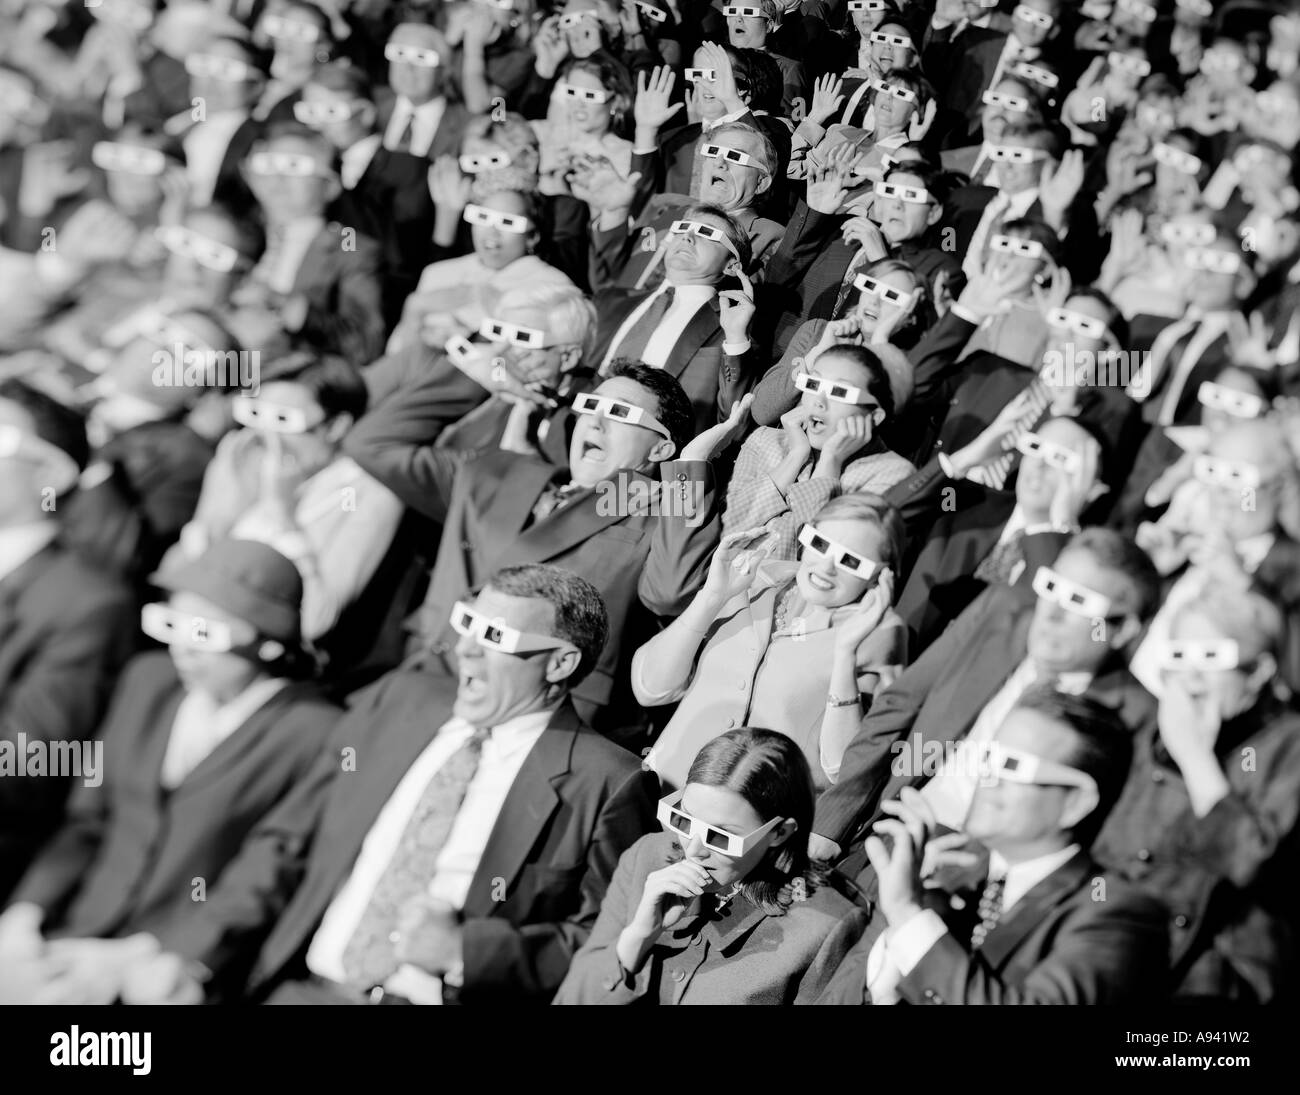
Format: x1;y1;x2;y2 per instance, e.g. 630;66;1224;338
611;285;676;364
970;874;1006;950
973;527;1027;585
531;480;583;523
340;727;491;992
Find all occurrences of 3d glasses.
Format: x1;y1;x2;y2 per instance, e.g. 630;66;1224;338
92;141;167;176
668;219;742;261
557;82;611;103
701;143;758;168
384;42;441;67
854;272;920;306
478;315;547;347
154;225;241;273
1156;639;1240;672
464;204;531;233
450;600;580;656
657;789;784;857
572;392;672;439
798;523;880;580
1197;382;1265;420
874;180;931;204
1192;454;1261;490
1153;142;1203;176
794;369;877;406
1016;431;1083;473
1032;566;1115;619
232;395;324;434
990;235;1045;259
141;602;236;652
977;742;1098;798
459;151;512;173
983;90;1030;112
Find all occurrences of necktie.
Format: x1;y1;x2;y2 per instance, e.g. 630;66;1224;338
612;285;676;364
1127;318;1196;410
340;727;491;992
973;527;1027;585
966;380;1051;491
531;480;583;523
251;224;290;296
970;874;1006;950
389;108;415;154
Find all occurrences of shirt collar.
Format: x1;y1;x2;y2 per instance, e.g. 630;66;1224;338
659;280;719;304
989;844;1081;912
0;522;58;584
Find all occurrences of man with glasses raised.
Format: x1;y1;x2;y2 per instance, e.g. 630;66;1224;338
120;564;655;1005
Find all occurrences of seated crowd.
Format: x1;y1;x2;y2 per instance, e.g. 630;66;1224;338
3;0;1300;1006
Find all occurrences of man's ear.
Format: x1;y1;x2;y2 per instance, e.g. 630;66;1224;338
926;202;945;227
545;646;582;684
1059;784;1099;833
724;257;743;278
558;345;583;373
756;170;773;195
1107;613;1143;651
648;436;677;462
324;413;353;444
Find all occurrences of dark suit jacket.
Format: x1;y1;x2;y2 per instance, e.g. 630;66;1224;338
285;222;387;368
374;93;470;163
592;288;758;435
812;585;1158;855
9;653;339;941
159;673;655;1003
818;852;1170;1004
0;541;136;899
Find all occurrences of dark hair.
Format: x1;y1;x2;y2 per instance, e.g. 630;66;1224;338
606;359;694;456
309;60;373;101
274;355;367;421
185;202;265;266
1065;285;1129;347
0;379;89;473
1008;685;1134;847
737;48;781;114
683;728;818;915
813;344;896;421
559;51;635;138
1064;527;1162;622
682;201;754;272
1001;214;1066;268
207;35;270;76
485;564;609;687
884;161;956;207
258;120;339;169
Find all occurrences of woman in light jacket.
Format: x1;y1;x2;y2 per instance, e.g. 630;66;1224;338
554;729;869;1005
637;493;908;792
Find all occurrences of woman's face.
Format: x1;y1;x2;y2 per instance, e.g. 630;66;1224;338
870;23;915;74
795;515;888;608
557;67;612;136
674;783;790;891
982;79;1037;145
799;350;882;452
852;6;888;38
471;188;534;270
165;591;262;699
872;79;918;133
852;266;917;336
1162;608;1265;723
1200;366;1267;434
245;380;336;478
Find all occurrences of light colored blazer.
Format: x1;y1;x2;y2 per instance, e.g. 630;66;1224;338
553;832;869;1005
638;560;908;792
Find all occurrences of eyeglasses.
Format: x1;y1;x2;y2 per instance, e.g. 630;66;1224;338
1160;221;1216;247
793;369;877;406
1233;144;1281;174
384;42;441;67
1154;142;1203;176
983;90;1030;112
92;141;167;176
232;395;324;435
986;144;1047;163
1176;0;1213;16
154;225;241;273
634;1;669;22
1046;307;1109;341
450;600;580;657
1193;454;1262;490
657;790;784;857
464;204;531;234
1197;381;1265;420
558;10;599;26
445;335;489;370
1184;248;1242;275
185;54;258;82
1032;566;1114;619
247;152;330;178
476;0;517;9
572;392;672;439
990;234;1045;259
1118;0;1157;22
684;67;717;83
557;82;611;103
1012;61;1059;89
1202;49;1243;73
1157;638;1240;672
479;315;546;347
459;151;512;173
869;32;913;49
870;79;918;103
293;99;358;125
1108;51;1152;78
668;219;741;261
798;523;880;580
141;603;237;652
874;180;931;204
848;0;888;9
977;742;1098;798
1137;103;1176;130
701;143;757;168
261;13;321;42
854;272;919;306
723;4;763;16
1015;431;1082;473
1013;5;1054;29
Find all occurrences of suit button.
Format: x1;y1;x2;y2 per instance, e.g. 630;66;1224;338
1137;848;1152;862
1174;914;1189;929
725;718;735;728
1152;770;1165;784
460;540;472;551
738;681;747;692
671;968;687;981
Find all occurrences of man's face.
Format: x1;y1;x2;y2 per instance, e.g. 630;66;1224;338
1162;607;1265;723
1011;0;1056;48
451;587;568;726
996;146;1049;194
298;83;373;149
662;212;734;283
488;302;574;388
1179;238;1244;313
246;379;337;479
469;188;533;270
388;23;447;103
1248;82;1300;150
727;11;768;51
983;229;1048;287
1027;546;1136;673
163;209;248;308
982;79;1036;145
562;0;606;58
698;129;770;211
1043;293;1112;362
263;6;326;84
567;375;669;487
1015;417;1094;516
963;706;1086;853
875;170;939;243
190;38;262;113
246;135;335;221
1200;426;1281;539
165;591;261;699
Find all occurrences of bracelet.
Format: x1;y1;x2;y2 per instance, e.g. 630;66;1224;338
826;693;861;708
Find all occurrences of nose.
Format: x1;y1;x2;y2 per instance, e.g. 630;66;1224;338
683;833;708;860
455;631;482;660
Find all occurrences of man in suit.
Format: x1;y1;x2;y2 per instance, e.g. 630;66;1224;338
818;687;1169;1004
0;539;339;1003
123;564;656;1005
0;380;136;900
375;17;469;164
345;360;720;740
592;203;759;435
810;527;1162;874
228;122;386;369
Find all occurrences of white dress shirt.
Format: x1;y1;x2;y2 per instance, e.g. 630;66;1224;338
383;95;447;158
183;109;250;207
248;216;325;297
306;710;553;985
0;522;58;584
601;281;713;372
341;133;383;191
159;678;291;790
866;842;1081;1003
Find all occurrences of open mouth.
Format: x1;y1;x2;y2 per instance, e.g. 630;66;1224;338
806;571;836;591
806;414;826;432
458;668;487;699
580;438;606;463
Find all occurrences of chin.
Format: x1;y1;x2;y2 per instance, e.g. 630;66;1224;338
797;570;839;605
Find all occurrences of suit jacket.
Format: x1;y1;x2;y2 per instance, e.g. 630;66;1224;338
373;93;470;163
0;541;136;899
159;672;655;1003
9;653;339;941
812;585;1158;855
285;222;387;368
591;288;758;435
817;852;1170;1004
554;832;869;1005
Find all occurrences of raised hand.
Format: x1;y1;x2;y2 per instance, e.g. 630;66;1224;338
428;154;472;212
681;393;755;462
815;415;875;478
719;272;756;342
779;403;815;463
832;567;895;653
700;41;746;112
533;16;570;79
808;74;846;126
702;526;770;602
634;64;683;134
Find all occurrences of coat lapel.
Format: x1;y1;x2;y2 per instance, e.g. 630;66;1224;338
661;299;720;381
976;851;1094;967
